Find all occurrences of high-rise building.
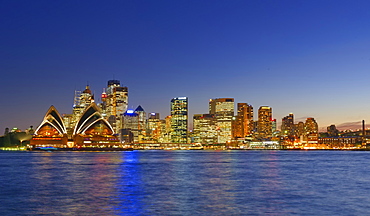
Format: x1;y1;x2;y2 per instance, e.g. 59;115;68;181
209;98;234;143
305;118;318;134
121;105;147;143
257;106;272;139
193;114;217;144
170;97;188;143
69;85;94;135
135;105;146;142
105;80;128;133
304;117;319;144
209;98;234;115
162;115;172;143
232;103;253;138
281;113;294;136
122;109;139;143
147;113;161;142
80;85;94;107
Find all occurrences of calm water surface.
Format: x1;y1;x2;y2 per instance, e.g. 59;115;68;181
1;150;370;215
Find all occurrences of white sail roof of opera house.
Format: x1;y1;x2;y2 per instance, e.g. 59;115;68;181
73;103;115;135
34;105;67;135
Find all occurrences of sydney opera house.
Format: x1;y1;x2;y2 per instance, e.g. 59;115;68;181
30;103;121;149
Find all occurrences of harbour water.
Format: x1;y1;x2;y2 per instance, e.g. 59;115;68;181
1;150;370;215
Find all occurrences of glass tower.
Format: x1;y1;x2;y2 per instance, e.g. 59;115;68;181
170;97;188;143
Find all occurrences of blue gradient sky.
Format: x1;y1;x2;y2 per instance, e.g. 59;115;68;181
1;0;370;132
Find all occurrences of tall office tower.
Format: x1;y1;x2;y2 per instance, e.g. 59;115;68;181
80;85;94;107
70;85;94;134
161;116;172;143
170;97;188;143
209;98;234;115
209;98;234;143
257;106;273;139
281;113;294;136
105;80;128;132
135;105;146;142
147;113;161;142
232;103;254;138
232;115;243;138
122;109;139;142
193;114;217;144
304;117;319;144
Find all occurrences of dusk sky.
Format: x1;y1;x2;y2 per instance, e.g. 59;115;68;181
2;0;370;132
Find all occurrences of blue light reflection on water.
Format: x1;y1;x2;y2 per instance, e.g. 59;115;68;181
2;151;370;215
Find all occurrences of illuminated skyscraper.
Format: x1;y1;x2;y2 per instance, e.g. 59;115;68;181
105;80;128;132
232;103;253;138
135;105;146;142
209;98;234;143
281;113;294;136
305;118;318;134
121;105;147;143
147;113;161;142
69;85;94;134
193;114;217;144
80;85;94;107
122;109;139;142
257;106;272;139
303;117;319;144
162;115;172;143
170;97;188;143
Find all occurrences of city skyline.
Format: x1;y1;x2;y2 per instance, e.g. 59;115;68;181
2;0;370;132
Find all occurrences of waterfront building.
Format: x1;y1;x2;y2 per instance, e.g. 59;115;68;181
170;97;188;143
120;129;134;144
31;106;68;148
257;106;273;139
209;98;234;143
193;114;217;144
73;103;119;146
318;136;361;149
31;103;119;148
281;113;294;136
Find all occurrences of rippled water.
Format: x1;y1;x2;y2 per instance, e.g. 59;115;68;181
1;150;370;215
